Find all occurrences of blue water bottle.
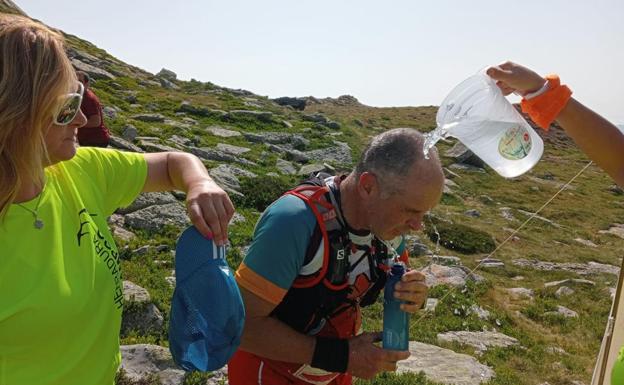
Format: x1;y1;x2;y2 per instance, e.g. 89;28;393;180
382;262;409;350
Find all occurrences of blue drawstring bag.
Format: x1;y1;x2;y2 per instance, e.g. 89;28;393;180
169;226;245;371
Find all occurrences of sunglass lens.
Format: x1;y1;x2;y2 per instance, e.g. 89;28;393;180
56;95;81;125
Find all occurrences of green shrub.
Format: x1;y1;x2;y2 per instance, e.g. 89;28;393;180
235;175;292;212
424;219;496;254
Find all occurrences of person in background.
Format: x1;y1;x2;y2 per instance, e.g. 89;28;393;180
0;14;234;385
76;70;110;147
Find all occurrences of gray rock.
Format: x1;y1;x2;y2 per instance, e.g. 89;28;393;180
120;344;186;385
506;287;534;299
132;113;166;123
499;207;516;221
276;159;297;175
125;93;138;104
397;341;495;385
404;235;431;257
444;142;486;168
449;163;486;173
444;167;462;180
469;304;491;320
599;223;624;239
464;209;481;218
112;225;136;243
209;164;257;196
123;281;150;302
102;106;117;120
555;286;575;297
299;163;329;176
156;68;177;80
226;110;274;123
302;113;329;124
167;135;192;148
216;143;251;156
188;146;256;167
268;145;310;163
437;331;518;353
122;125;138;142
230;212;246;226
545;305;578;318
517;209;561;228
122;302;164;336
243;132;309;150
512;258;620;276
305;141;352;165
478;195;494;205
272;96;307;110
132;245;152;256
420;264;480;288
544;278;595;288
545;346;567;355
424;298;439;312
608;184;624;195
444;178;458;194
124;203;189;232
71;58;116;80
207;126;242;138
574;238;598;248
431;255;461;266
477;258;505;268
159;78;179;90
117;192;178;215
108;135;143;152
177;101;227;118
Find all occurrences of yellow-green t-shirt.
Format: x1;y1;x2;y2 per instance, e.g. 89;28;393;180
0;147;147;385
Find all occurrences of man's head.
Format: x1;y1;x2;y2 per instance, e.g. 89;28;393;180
76;71;90;87
352;128;444;240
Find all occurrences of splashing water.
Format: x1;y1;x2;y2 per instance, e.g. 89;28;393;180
423;122;459;159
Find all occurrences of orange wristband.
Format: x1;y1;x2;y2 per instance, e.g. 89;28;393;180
520;74;572;130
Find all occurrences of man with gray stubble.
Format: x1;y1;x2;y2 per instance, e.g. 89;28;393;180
229;128;445;385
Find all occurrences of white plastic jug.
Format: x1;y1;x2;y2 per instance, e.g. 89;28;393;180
424;70;544;178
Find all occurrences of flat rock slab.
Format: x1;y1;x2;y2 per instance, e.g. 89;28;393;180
120;344;185;385
513;258;620;276
437;331;519;353
397;341;495;385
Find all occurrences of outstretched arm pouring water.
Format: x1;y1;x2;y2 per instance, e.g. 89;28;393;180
487;61;624;187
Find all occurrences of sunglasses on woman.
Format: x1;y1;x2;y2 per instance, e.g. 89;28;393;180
53;82;84;126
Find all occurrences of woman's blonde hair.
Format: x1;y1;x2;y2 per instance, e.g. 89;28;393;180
0;14;77;219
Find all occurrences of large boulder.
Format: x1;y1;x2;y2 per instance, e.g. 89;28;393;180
272;96;307;110
124;203;189;232
119;344;186;385
397;341;495;385
121;281;164;337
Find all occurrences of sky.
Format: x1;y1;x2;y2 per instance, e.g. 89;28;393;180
17;0;624;124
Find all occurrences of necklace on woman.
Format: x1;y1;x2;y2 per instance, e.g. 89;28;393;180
15;185;45;230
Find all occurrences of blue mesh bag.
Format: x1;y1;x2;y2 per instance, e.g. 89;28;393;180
169;226;245;371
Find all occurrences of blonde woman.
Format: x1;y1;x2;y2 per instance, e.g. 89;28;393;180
0;14;234;385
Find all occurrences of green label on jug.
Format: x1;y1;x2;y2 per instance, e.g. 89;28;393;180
498;125;532;160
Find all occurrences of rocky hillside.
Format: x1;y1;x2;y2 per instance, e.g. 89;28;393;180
3;4;624;385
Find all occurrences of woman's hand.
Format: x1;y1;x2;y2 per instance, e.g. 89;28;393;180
185;179;234;245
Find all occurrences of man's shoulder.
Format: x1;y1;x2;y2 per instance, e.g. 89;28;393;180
259;194;316;229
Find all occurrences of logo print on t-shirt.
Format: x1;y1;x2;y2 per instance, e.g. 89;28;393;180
76;208;124;309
